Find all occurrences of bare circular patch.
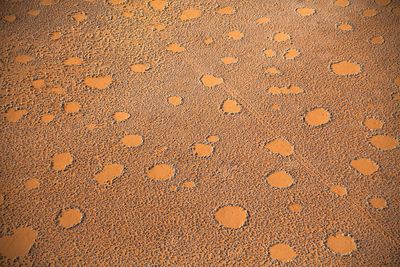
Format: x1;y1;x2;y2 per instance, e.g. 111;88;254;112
149;0;167;11
131;64;150;73
221;99;242;114
337;22;353;31
265;66;281;75
266;171;294;189
269;243;297;263
207;135;220;143
52;152;73;171
330;61;361;75
369;135;398;150
58;208;83;229
215;205;248;229
193;143;214;157
305;108;331;126
296;7;315;16
84;75;112;90
284;48;299;60
147;163;175;181
64;57;82;65
181;181;196;188
204;37;213;45
351;158;379;175
94;164;124;185
334;0;350;7
201;74;223;87
289;203;302;213
368;197;387;209
15;55;33;64
121;134;143;147
364;118;383;130
40;114;54;124
180;9;201;21
264;49;276;58
113;112;130;122
0;227;38;260
5;108;28;123
4;15;16;22
216;6;235;15
265;138;294;157
273;32;290;42
370;36;384;45
363;9;378;17
375;0;391;6
72;12;87;23
330;185;347;196
327;233;357;255
226;30;244;40
64;102;81;114
221;57;238;65
166;43;185;53
256;17;270;24
24;178;40;190
168;96;183;106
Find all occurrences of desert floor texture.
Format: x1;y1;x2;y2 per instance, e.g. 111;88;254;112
0;0;400;266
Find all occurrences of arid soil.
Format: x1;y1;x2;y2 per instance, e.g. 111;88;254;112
0;0;399;265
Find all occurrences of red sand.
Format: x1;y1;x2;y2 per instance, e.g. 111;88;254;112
0;0;399;265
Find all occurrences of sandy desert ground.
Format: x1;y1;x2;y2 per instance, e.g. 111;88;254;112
0;0;399;265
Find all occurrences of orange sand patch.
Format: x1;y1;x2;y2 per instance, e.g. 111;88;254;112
331;61;361;75
166;43;185;53
269;243;297;263
215;205;248;229
216;6;235;15
369;135;398;150
113;112;130;122
364;118;383;130
94;164;124;185
167;95;183;106
265;138;294;157
0;227;38;260
304;108;331;126
15;55;33;64
273;32;290;42
24;178;40;190
193;143;214;157
201;74;223;87
180;9;201;21
4;108;28;122
327;233;357;255
149;0;168;11
58;208;83;229
131;64;151;73
351;158;379;175
64;57;83;66
369;197;387;209
221;99;242;114
330;185;347;196
121;134;143;148
267;85;303;95
84;75;113;89
52;152;73;171
296;7;315;17
147;164;175;181
266;171;294;189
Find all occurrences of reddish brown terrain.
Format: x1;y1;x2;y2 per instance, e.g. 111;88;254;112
0;0;399;265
